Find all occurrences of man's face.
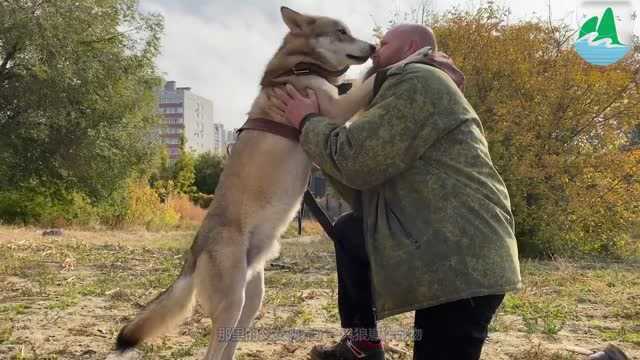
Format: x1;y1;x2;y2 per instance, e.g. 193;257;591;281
371;29;410;69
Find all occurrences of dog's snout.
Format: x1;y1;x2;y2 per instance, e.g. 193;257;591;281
368;43;376;55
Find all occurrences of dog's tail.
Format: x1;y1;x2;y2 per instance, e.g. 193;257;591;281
116;252;198;352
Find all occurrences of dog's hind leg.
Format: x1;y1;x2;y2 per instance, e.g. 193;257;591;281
220;269;265;360
197;248;249;360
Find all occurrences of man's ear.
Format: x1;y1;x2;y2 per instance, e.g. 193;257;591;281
405;39;419;56
281;7;308;34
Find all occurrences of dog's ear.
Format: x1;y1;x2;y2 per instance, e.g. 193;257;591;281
280;7;309;34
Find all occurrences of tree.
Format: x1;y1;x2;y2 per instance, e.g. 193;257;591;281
162;133;194;196
194;152;226;194
148;147;176;201
391;5;640;257
174;150;197;195
0;0;164;201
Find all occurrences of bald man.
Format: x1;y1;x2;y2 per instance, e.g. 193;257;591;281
272;24;521;360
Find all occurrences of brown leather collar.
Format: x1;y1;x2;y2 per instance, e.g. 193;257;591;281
261;62;349;87
236;118;300;142
284;62;349;78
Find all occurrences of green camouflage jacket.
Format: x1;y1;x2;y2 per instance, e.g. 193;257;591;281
300;63;522;319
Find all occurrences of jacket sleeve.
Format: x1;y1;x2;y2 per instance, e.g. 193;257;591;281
299;65;468;190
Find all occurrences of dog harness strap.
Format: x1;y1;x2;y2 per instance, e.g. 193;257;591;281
237;118;300;142
303;189;337;242
236;118;338;243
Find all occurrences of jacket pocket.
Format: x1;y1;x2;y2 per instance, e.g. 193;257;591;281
388;206;421;250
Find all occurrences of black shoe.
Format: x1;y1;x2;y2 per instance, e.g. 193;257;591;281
588;345;630;360
310;335;385;360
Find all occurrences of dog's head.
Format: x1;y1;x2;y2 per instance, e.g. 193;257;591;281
280;7;375;70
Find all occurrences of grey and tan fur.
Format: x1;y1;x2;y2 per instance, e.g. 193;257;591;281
115;7;430;360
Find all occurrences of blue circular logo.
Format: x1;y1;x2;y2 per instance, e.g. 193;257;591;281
575;4;634;66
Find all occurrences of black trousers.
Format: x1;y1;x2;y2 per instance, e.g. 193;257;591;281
332;212;504;360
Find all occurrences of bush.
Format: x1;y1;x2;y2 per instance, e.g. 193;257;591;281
123;180;180;230
0;177;210;231
0;187;98;227
194;152;226;194
95;184;130;228
0;187;52;225
42;192;99;227
190;193;215;209
166;194;206;225
113;180;207;230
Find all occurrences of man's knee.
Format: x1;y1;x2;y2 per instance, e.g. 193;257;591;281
332;212;368;263
333;212;364;240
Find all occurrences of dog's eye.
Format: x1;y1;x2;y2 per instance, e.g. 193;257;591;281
337;29;348;35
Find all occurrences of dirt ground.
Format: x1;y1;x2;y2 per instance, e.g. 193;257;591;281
0;226;638;359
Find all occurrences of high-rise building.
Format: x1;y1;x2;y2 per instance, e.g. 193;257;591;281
225;129;239;147
213;123;226;154
157;81;215;160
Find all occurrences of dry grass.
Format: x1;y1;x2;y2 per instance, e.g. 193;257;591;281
282;219;326;239
508;343;580;360
0;226;638;359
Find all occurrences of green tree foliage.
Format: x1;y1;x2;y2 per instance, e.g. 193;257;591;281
149;136;201;199
0;0;164;202
167;134;195;196
148;147;176;201
173;150;196;196
397;5;640;257
194;152;226;195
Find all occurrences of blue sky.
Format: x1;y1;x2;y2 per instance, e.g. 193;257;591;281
138;0;639;130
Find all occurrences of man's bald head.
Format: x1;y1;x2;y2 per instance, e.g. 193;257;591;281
371;23;437;70
388;24;437;51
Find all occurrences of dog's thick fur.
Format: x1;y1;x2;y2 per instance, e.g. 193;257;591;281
115;7;430;360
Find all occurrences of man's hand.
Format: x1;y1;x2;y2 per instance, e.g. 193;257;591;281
270;84;319;130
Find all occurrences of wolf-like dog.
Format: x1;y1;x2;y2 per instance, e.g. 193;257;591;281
115;7;430;360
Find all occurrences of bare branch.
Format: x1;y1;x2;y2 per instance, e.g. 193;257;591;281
563;68;640;145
